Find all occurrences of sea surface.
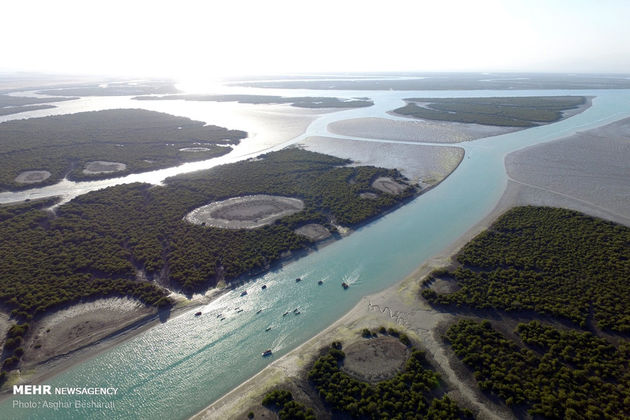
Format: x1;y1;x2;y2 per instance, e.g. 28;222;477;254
2;87;630;419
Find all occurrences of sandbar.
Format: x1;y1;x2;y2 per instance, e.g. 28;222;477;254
506;116;630;225
329;117;519;143
22;298;156;367
300;136;464;186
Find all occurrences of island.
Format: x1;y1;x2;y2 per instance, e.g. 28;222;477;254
0;109;246;190
0;94;77;117
0;148;418;385
393;96;587;127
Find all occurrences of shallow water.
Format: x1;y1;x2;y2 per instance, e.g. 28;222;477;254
3;89;630;419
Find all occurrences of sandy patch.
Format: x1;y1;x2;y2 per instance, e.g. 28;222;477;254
360;192;378;199
329;117;519;144
506;116;630;225
0;312;10;348
179;147;212;152
428;278;461;294
22;298;156;366
300;136;463;186
294;224;331;242
14;170;51;184
342;336;409;383
82;161;127;175
372;177;406;195
186;195;305;229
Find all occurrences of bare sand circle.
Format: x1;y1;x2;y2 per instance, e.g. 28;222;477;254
342;336;409;383
83;161;127;175
372;177;406;195
294;223;331;241
179;147;212;152
14;170;51;184
185;194;305;229
360;192;378;199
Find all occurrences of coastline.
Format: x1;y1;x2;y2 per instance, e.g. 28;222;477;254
0;94;608;416
0;160;443;395
190;138;624;420
190;176;524;420
0;299;191;400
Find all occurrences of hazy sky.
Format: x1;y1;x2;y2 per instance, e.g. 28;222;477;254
2;0;629;81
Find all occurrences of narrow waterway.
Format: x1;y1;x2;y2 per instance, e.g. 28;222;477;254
2;89;630;419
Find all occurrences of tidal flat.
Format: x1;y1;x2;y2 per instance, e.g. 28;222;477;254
328;117;518;143
506;116;630;224
300;136;464;186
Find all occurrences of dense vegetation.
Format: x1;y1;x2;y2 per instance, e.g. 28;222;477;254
262;389;316;420
133;94;374;108
422;206;630;332
0;149;413;315
0;94;76;117
393;96;585;127
0;149;413;380
0;109;245;190
307;342;472;419
0;104;55;116
446;320;630;419
0;94;76;107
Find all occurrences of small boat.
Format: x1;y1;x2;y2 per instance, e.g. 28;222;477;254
294;311;301;315
220;317;225;321
295;278;301;283
236;309;243;313
256;309;262;314
262;349;272;357
342;282;349;289
265;326;272;331
318;280;323;285
240;291;248;296
293;308;299;313
216;314;222;318
194;311;202;317
261;285;267;290
283;311;289;316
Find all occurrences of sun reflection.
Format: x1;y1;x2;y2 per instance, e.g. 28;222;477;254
174;75;228;95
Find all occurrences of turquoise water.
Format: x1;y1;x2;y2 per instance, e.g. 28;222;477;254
3;90;630;419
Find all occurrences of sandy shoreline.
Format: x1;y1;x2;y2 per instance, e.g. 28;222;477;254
299;136;464;186
329;116;521;144
0;293;219;400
